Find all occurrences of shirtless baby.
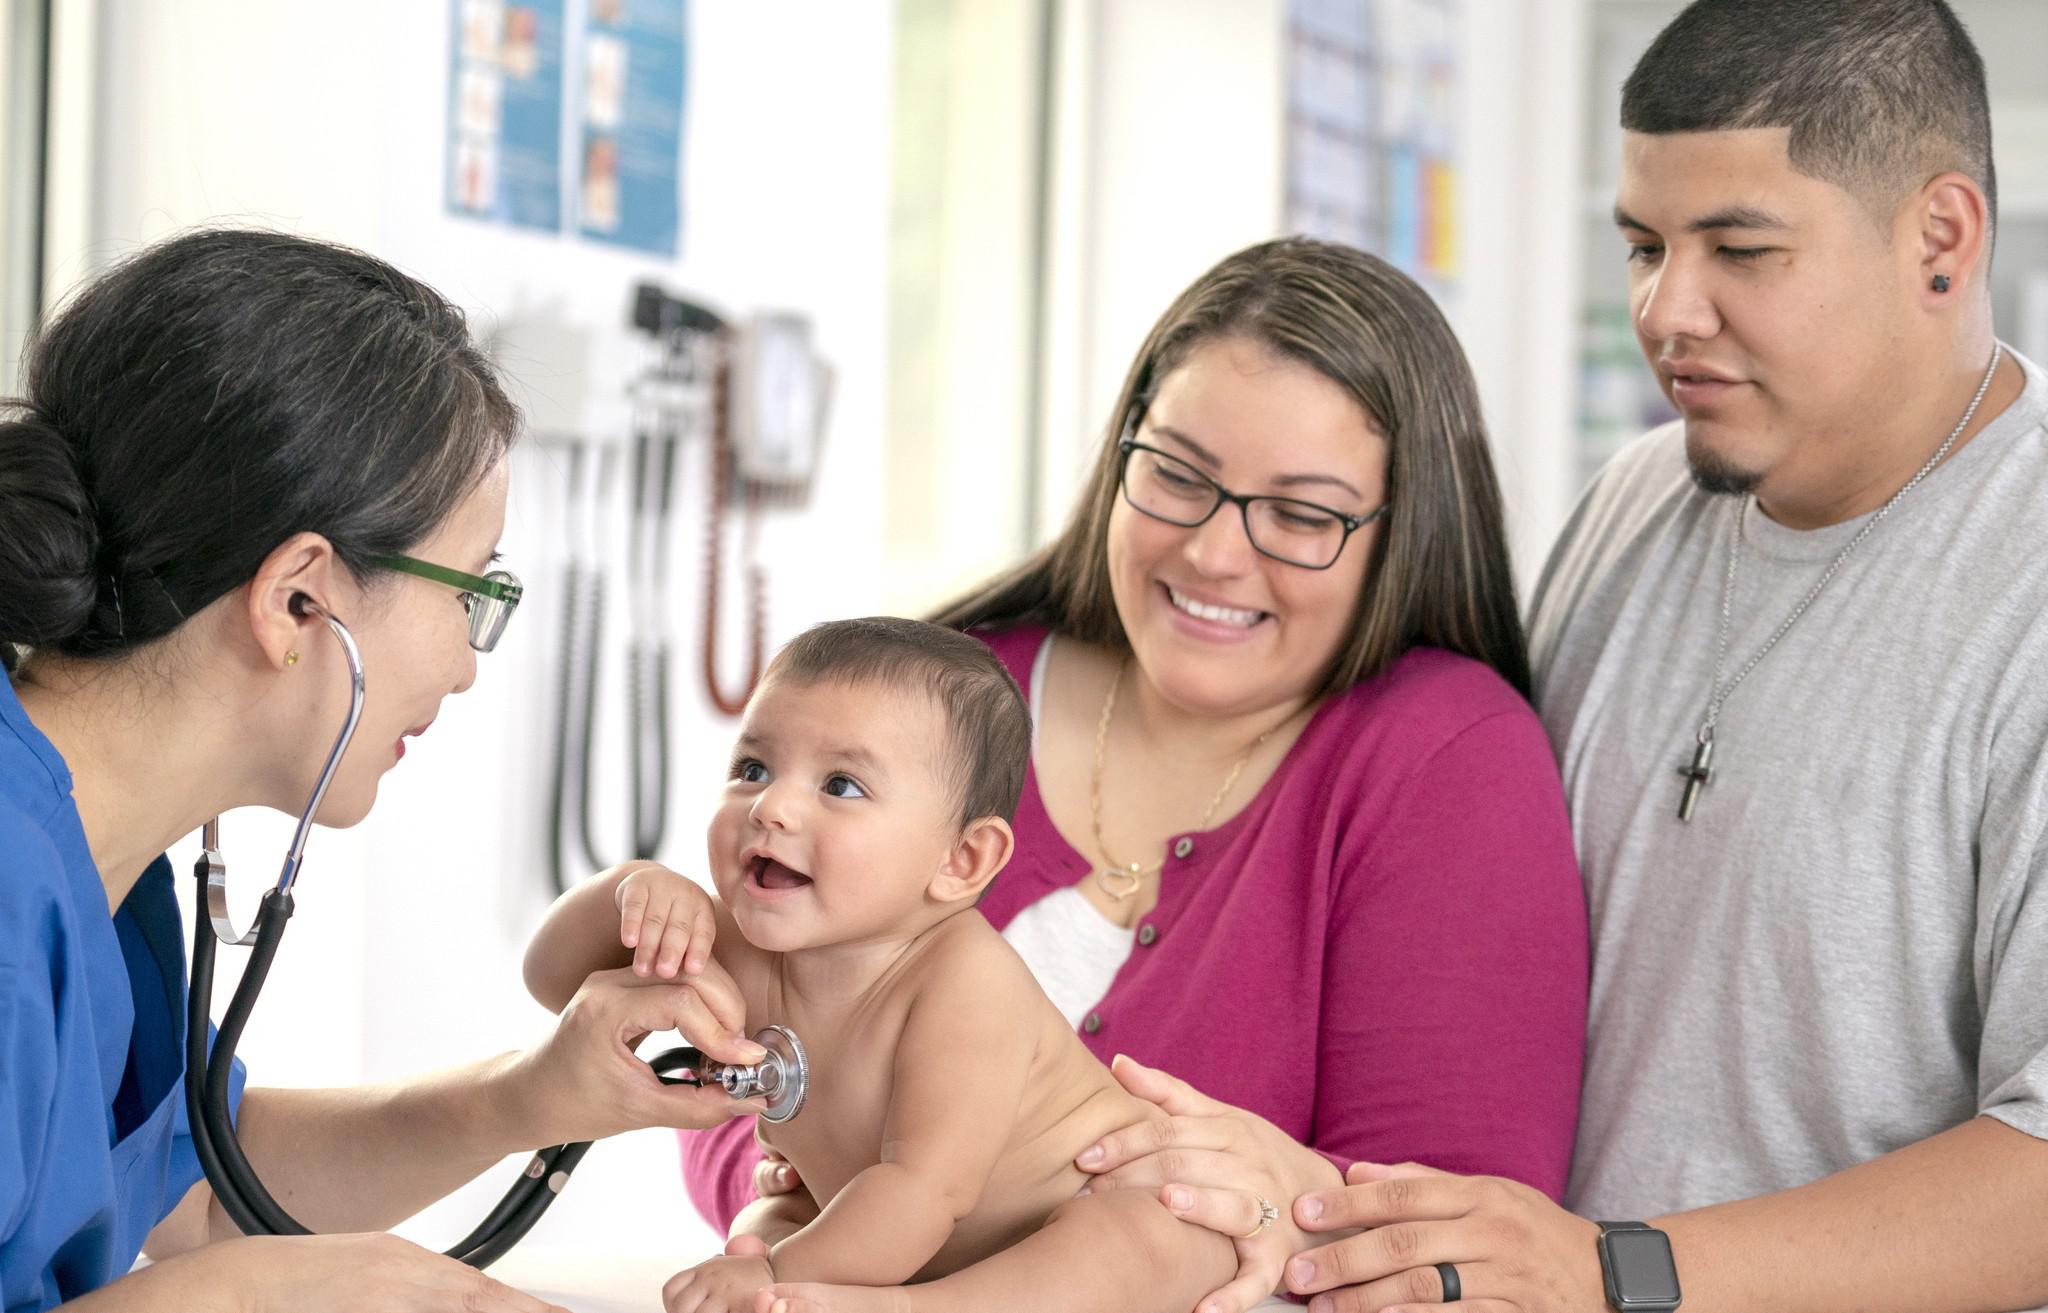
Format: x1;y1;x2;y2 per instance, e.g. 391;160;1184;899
524;617;1236;1313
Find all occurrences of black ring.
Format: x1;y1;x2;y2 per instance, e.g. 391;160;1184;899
1435;1261;1462;1302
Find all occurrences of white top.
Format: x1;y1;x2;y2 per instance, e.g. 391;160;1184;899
1000;633;1136;1027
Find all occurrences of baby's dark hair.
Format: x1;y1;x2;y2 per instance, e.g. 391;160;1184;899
765;617;1029;828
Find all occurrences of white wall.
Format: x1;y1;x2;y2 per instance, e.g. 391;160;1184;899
1035;0;1288;538
67;0;894;1261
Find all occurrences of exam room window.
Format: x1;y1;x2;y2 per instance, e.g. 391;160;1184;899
2;0;51;381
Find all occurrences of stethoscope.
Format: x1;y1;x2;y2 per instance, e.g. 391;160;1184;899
185;601;809;1266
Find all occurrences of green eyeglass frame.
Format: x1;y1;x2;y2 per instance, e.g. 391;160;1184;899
366;554;524;652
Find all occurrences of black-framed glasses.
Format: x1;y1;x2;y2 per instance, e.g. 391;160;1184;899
367;554;524;652
1116;438;1387;570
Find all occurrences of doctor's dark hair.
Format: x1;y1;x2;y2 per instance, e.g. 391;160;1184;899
927;236;1530;700
0;227;518;676
764;617;1031;828
1623;0;1994;227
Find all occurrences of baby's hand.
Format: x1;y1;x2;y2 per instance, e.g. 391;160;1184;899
661;1252;775;1313
616;862;716;979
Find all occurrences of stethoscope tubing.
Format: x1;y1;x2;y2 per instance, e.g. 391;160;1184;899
185;605;589;1261
187;600;803;1264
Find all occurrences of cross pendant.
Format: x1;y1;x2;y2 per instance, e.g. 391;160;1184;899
1676;735;1715;822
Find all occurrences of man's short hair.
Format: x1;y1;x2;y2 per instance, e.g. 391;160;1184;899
765;617;1030;827
1622;0;1995;227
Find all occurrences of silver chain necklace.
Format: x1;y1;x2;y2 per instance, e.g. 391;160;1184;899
1676;343;2004;821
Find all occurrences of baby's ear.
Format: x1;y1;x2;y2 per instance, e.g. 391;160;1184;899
929;815;1014;903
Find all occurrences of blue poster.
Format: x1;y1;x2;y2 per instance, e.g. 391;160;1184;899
447;0;567;232
578;0;687;255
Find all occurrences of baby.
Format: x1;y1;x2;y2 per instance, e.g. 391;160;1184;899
524;617;1236;1313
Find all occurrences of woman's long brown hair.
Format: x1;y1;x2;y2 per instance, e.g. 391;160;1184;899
928;236;1529;701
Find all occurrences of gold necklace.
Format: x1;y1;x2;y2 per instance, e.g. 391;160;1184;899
1089;661;1275;902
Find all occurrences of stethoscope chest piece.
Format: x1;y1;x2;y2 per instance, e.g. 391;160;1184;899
711;1023;809;1123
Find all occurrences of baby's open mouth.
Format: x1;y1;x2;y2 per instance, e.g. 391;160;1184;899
746;854;814;892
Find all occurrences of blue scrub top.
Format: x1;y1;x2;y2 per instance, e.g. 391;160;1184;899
0;674;247;1312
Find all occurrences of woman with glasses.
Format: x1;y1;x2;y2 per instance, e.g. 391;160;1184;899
0;230;759;1313
693;239;1590;1313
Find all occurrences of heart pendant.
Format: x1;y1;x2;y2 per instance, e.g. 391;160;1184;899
1096;865;1142;902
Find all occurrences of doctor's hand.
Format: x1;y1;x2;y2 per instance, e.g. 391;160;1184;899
501;960;767;1146
1074;1055;1344;1313
1286;1161;1603;1312
232;1231;571;1313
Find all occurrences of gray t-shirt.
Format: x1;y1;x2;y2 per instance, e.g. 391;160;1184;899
1529;346;2048;1223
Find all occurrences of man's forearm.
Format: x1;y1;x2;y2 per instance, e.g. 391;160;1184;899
768;1162;962;1284
1655;1115;2048;1313
209;1052;540;1239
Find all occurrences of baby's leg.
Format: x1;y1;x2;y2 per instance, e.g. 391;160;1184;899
757;1189;1238;1313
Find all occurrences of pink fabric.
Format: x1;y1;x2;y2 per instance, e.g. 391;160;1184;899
681;626;1589;1230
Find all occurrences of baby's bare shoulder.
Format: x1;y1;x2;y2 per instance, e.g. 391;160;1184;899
904;912;1045;1009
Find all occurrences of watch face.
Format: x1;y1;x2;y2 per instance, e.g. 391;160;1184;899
1606;1229;1681;1306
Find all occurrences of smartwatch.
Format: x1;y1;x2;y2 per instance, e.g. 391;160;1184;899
1596;1220;1681;1311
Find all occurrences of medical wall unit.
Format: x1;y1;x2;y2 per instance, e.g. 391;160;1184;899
490;287;831;893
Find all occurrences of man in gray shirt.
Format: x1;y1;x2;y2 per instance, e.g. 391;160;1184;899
1276;3;2048;1311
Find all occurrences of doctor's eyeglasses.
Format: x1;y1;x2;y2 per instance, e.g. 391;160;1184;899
367;554;524;652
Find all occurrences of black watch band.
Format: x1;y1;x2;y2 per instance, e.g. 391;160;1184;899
1596;1220;1681;1312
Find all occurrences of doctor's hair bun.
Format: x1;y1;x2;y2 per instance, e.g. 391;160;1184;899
0;405;100;659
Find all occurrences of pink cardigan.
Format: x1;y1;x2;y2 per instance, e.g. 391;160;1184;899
680;626;1588;1229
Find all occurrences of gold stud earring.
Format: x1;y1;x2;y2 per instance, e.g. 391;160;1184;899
285;650;299;666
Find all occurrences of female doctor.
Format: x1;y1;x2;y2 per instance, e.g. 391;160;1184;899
0;228;761;1312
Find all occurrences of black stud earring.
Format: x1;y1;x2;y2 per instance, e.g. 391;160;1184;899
1932;274;1952;293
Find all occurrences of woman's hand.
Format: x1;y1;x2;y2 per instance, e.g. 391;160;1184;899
1075;1055;1343;1313
1287;1161;1604;1312
498;960;768;1146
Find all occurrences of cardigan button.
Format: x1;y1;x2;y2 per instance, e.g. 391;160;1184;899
1173;837;1194;859
1137;923;1158;946
1083;1012;1103;1034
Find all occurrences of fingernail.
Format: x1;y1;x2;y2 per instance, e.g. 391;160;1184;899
1077;1145;1103;1167
1167;1187;1192;1210
1289;1257;1315;1287
1299;1195;1323;1223
1074;1184;1092;1197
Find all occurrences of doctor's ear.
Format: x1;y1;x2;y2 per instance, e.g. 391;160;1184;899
928;815;1015;904
243;532;348;670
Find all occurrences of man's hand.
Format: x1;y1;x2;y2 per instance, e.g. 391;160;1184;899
1287;1161;1604;1312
